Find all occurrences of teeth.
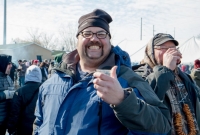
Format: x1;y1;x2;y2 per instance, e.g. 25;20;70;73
89;46;100;49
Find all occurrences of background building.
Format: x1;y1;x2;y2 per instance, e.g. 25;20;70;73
0;42;53;64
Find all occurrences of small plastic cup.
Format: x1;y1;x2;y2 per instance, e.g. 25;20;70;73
96;69;111;76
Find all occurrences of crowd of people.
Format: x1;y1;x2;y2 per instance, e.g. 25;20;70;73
0;9;199;135
10;59;55;88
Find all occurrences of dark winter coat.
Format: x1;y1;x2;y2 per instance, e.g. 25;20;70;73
40;67;48;82
9;63;17;82
133;64;200;131
0;54;13;125
7;82;41;135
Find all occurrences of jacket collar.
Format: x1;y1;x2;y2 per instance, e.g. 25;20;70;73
55;45;131;77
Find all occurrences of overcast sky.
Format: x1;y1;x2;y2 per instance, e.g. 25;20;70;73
0;0;200;61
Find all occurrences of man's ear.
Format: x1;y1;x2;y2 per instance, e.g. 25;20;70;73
108;34;111;39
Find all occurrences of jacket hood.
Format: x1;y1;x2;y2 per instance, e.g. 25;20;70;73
55;53;64;64
0;54;12;74
111;46;131;68
142;38;157;68
55;45;131;75
25;65;42;83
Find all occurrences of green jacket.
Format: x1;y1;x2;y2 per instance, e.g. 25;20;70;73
190;68;200;88
113;65;171;134
134;64;200;131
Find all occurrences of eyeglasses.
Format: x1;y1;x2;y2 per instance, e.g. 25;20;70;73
79;31;109;39
154;46;177;50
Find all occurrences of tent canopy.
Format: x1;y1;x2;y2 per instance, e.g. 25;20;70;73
117;37;200;64
179;37;200;64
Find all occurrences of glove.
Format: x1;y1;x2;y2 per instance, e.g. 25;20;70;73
3;90;15;99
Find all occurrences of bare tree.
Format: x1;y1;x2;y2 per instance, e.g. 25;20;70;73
12;24;79;51
26;28;58;50
48;38;59;50
59;24;77;52
26;28;42;45
40;32;54;49
12;38;27;44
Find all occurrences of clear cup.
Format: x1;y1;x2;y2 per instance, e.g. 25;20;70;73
8;86;15;91
96;69;111;76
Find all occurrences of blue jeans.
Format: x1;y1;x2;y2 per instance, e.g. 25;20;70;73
18;76;25;87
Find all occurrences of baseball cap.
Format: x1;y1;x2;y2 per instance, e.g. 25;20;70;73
153;33;179;46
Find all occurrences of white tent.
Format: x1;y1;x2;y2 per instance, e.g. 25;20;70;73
116;37;200;64
116;40;147;63
179;37;200;64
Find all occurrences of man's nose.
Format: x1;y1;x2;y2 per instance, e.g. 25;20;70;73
90;33;99;41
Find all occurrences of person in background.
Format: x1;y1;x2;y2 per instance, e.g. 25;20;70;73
181;64;186;72
0;54;15;135
43;59;49;69
48;61;55;78
185;64;191;74
190;59;200;87
32;60;39;66
54;53;64;65
7;65;42;135
25;61;30;68
37;61;41;67
133;33;200;134
17;60;27;87
39;62;48;83
9;62;17;82
33;9;171;135
23;59;27;63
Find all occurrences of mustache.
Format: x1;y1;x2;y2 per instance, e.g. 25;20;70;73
86;41;102;47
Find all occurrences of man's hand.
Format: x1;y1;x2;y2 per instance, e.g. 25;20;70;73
163;48;182;71
3;90;15;99
93;66;124;105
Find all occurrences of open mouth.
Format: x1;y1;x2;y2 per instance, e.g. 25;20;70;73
88;45;102;50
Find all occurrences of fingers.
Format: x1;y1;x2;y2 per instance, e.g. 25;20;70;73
169;51;182;58
94;81;108;101
94;83;106;92
93;72;111;81
110;66;117;79
165;48;182;58
93;78;110;88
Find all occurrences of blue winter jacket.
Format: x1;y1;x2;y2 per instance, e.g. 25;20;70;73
33;46;171;135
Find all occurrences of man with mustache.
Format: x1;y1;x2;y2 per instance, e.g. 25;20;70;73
33;9;171;135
